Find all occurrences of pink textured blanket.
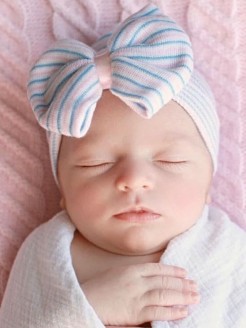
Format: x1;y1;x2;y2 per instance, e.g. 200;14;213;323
0;0;245;304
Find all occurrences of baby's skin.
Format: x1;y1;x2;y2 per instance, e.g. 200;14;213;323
58;91;212;326
71;232;199;327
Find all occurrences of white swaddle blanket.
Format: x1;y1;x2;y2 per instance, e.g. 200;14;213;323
0;206;245;328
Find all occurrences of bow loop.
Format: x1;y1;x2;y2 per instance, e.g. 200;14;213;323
28;4;194;137
28;39;102;137
106;4;193;117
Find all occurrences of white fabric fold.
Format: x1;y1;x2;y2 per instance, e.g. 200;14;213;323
0;206;245;327
0;211;104;328
154;206;246;328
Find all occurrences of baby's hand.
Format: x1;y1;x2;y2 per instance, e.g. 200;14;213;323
81;263;200;326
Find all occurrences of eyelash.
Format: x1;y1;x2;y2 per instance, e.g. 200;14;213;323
156;160;187;164
155;160;187;167
78;162;113;168
77;160;188;170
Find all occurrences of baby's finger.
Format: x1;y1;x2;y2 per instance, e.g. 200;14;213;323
140;305;189;322
146;276;198;293
143;289;200;307
139;263;187;278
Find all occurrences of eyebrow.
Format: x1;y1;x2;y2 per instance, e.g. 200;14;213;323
161;132;198;143
161;133;206;153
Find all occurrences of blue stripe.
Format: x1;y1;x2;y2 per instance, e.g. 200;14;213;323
112;19;177;52
97;33;112;42
36;105;46;113
143;29;186;44
111;20;136;51
69;80;99;134
180;64;193;74
112;72;164;105
111;8;161;51
79;103;95;134
172;64;194;81
111;87;154;115
31;63;64;71
127;54;193;61
79;106;94;134
56;65;94;132
36;65;94;124
137;41;191;48
28;77;49;87
38;60;83;100
31;92;45;100
112;58;175;95
141;7;159;17
129;20;179;46
134;7;159;19
33;64;81;105
44;48;90;59
127;41;192;53
136;102;148;114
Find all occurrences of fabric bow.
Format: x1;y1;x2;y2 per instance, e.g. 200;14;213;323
27;4;193;138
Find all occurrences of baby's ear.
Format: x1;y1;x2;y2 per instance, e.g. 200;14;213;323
59;197;66;210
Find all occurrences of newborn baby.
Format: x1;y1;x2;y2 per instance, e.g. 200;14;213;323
0;4;245;328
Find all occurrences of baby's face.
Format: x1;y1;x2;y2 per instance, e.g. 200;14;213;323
58;91;212;256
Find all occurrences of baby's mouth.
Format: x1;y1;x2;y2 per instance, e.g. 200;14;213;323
114;207;161;223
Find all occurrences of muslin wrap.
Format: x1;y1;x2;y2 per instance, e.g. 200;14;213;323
0;206;245;327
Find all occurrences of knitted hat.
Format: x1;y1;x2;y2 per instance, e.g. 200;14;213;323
27;4;219;183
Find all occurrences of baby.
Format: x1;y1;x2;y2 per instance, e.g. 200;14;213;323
1;4;246;328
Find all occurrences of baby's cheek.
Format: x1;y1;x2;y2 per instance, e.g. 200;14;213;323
171;181;207;219
68;182;107;218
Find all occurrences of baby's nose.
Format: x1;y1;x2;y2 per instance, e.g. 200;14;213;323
115;161;154;192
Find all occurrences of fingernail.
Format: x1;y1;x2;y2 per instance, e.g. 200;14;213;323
190;281;199;292
179;307;189;316
192;292;200;303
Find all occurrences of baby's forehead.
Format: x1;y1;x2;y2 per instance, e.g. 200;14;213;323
59;97;206;158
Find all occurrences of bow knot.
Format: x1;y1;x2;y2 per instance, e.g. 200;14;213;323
94;49;112;89
27;4;193;138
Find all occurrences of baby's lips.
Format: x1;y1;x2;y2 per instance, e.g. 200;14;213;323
113;207;161;222
115;205;160;216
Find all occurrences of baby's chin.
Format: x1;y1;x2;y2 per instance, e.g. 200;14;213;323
97;233;169;257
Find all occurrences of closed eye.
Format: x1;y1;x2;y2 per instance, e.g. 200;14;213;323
156;160;187;164
77;162;114;169
155;160;188;168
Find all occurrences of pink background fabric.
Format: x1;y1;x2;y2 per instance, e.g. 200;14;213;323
0;0;245;304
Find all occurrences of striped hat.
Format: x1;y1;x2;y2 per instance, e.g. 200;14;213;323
27;4;219;183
